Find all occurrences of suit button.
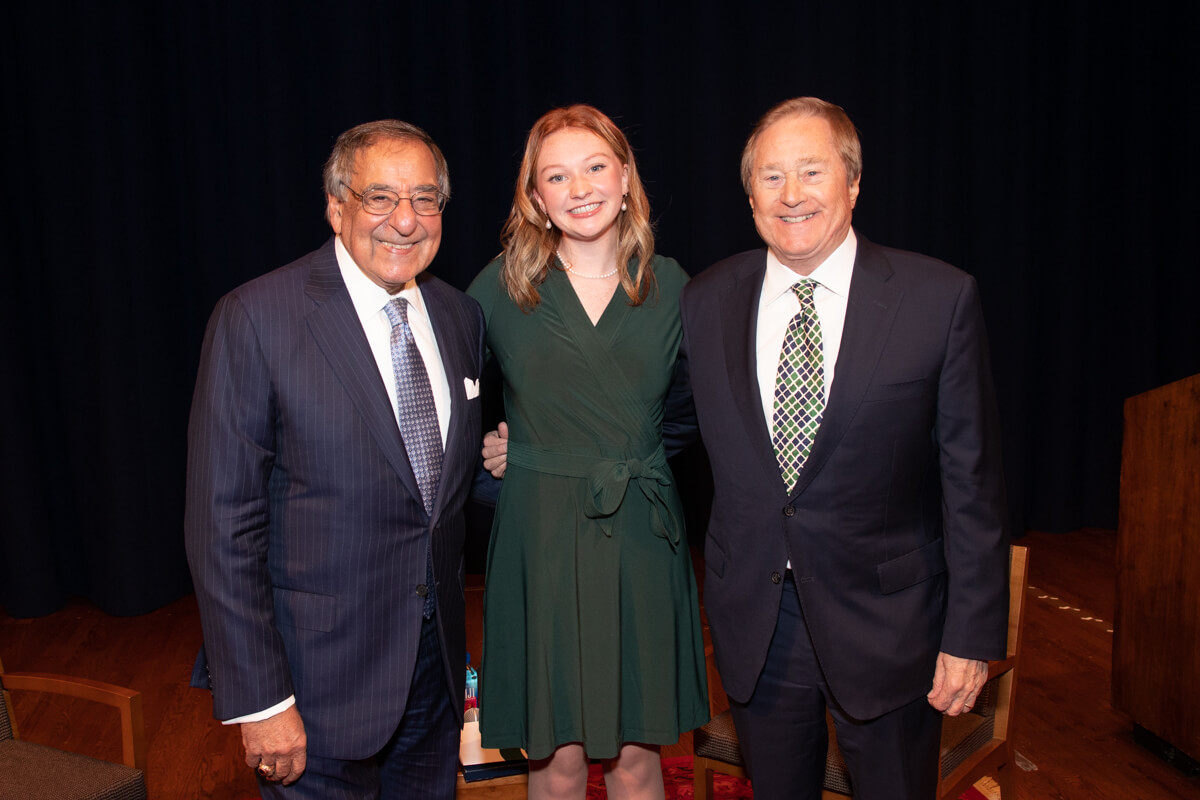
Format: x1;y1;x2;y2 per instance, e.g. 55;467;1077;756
783;505;796;517
771;571;782;584
416;584;429;597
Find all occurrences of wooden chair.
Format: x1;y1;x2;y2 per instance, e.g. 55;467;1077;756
694;544;1029;799
0;654;147;800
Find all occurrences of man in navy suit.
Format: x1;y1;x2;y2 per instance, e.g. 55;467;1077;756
186;120;484;799
679;98;1010;799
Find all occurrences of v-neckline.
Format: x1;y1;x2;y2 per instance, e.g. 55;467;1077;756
554;268;629;333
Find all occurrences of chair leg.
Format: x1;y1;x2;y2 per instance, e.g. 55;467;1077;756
693;758;715;800
996;762;1014;799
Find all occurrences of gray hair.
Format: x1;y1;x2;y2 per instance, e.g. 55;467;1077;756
740;97;862;194
322;120;450;218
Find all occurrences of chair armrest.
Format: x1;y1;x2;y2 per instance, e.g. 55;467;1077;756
1;671;146;770
986;656;1015;681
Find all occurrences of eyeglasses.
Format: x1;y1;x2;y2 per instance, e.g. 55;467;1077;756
340;181;448;216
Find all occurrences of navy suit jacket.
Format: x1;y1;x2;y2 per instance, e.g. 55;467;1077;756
185;238;484;759
679;233;1009;720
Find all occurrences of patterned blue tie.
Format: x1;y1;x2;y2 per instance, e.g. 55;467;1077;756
384;297;443;618
771;280;825;491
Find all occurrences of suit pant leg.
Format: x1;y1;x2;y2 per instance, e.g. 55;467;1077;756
377;613;460;800
258;615;459;800
829;693;941;800
257;753;380;800
728;574;942;800
728;574;830;800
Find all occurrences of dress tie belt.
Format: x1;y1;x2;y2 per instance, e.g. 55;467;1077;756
506;440;682;549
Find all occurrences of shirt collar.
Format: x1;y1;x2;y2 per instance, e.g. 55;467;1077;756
761;228;858;307
334;235;430;327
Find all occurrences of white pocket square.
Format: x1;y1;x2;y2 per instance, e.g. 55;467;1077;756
464;377;480;399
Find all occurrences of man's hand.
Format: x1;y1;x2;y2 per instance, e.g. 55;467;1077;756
483;421;509;478
926;651;988;716
242;705;307;785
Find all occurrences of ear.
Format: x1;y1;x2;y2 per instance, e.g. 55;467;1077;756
749;194;756;215
327;194;345;234
848;177;861;209
621;163;630;196
532;190;547;215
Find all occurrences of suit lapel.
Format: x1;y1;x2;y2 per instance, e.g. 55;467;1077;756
792;235;902;497
302;241;426;507
719;252;784;490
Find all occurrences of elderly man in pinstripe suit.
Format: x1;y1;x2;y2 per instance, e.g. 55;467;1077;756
186;119;484;799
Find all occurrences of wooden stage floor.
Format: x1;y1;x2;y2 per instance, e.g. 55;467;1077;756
2;529;1198;799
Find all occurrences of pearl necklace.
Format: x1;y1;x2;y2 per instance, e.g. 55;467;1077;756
557;250;617;279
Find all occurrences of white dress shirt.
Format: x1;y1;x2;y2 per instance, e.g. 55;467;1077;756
755;229;857;430
334;236;451;446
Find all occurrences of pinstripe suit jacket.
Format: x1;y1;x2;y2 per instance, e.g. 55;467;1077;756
185;238;484;759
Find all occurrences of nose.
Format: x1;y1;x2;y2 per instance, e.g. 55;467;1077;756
569;175;592;199
780;173;806;206
386;197;419;233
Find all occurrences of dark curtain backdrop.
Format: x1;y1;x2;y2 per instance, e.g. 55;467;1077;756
2;2;1196;617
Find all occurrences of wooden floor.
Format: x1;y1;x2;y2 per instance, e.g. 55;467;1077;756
3;529;1198;799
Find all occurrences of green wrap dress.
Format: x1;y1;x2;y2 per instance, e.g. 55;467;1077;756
467;255;709;760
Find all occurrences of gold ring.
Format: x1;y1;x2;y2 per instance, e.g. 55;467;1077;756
258;763;276;778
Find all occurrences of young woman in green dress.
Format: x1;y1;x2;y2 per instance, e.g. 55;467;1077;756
468;105;708;800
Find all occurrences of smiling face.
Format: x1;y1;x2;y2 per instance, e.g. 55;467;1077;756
749;114;860;275
326;137;443;292
532;127;629;248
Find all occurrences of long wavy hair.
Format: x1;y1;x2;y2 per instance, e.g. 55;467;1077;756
499;105;656;311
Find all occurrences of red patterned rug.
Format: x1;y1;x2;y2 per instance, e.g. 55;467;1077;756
583;756;992;799
252;758;990;798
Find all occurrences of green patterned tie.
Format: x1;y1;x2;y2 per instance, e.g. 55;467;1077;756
772;280;825;491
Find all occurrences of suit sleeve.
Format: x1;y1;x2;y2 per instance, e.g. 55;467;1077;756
184;292;294;719
662;355;697;458
935;275;1010;661
661;259;698;457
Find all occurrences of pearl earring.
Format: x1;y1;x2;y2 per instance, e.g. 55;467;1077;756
621;200;627;212
545;217;552;230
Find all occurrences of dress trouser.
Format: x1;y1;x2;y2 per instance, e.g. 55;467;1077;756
259;615;459;800
729;574;943;800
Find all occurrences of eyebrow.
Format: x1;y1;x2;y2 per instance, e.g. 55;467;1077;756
539;153;612;174
364;182;440;193
759;156;826;172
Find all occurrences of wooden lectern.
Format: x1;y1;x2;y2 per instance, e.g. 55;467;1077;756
1114;373;1200;764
